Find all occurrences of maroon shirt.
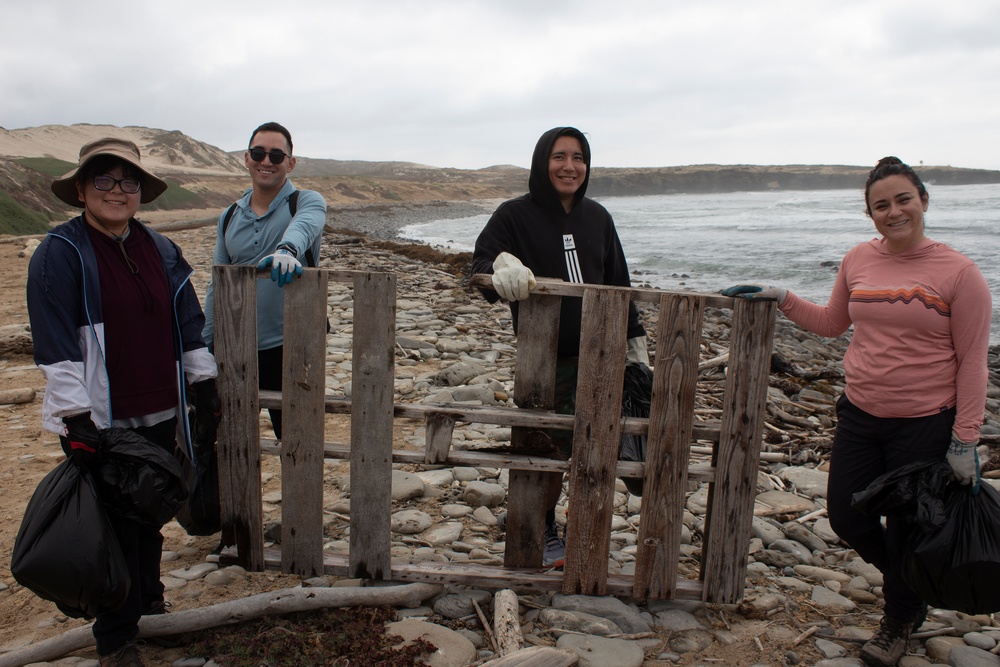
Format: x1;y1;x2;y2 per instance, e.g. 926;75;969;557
86;220;177;419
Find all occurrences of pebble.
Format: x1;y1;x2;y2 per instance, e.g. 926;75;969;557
9;221;998;666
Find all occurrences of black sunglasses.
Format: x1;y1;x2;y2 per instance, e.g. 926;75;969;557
93;175;141;194
248;147;290;164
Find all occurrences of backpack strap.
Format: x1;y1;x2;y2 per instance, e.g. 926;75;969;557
221;190;314;267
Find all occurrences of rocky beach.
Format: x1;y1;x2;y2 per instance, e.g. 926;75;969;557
1;204;999;667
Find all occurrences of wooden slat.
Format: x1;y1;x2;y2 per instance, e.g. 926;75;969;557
701;298;777;602
259;440;719;483
213;265;264;571
469;273;730;309
562;288;629;596
506;294;561;569
632;293;704;600
424;413;455;464
227;547;707;600
348;272;397;580
279;269;329;576
260;390;722;442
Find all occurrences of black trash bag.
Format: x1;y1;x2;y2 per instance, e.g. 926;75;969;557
619;361;653;496
175;406;221;536
853;459;1000;614
95;427;188;526
904;479;1000;614
11;459;130;619
851;459;951;528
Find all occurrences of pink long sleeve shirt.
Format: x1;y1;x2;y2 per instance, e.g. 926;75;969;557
780;237;992;442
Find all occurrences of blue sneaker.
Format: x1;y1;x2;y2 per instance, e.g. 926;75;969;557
543;521;565;567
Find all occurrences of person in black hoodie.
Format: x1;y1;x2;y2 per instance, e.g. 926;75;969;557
472;126;647;566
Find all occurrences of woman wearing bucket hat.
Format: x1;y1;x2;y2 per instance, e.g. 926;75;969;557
26;138;220;667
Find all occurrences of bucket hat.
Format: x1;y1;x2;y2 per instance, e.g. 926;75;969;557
51;138;168;206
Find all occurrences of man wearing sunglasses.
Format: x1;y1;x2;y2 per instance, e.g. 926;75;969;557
203;121;327;439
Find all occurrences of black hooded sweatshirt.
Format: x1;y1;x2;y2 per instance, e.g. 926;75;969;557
472;127;645;358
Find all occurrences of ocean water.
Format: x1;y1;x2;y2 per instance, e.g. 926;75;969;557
399;184;1000;344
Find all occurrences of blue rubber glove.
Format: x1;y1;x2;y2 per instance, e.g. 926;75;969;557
946;431;981;491
257;248;303;287
721;284;787;305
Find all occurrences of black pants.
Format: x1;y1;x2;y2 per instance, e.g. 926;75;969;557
826;395;954;622
85;418;176;656
258;346;283;439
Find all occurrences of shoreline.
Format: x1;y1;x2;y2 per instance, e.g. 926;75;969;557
142;198;499;242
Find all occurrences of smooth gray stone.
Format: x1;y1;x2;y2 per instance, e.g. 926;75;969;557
432;589;493;619
653;608;703;632
668;629;714;654
950;645;1000;667
751;516;785;547
556;634;645;667
390;509;433;534
540;608;623;636
776;465;829;497
463;480;506;507
782;520;829;552
551;594;652;634
769;538;815;563
390;469;426;501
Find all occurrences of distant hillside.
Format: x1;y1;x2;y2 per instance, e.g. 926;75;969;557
3;124;1000;236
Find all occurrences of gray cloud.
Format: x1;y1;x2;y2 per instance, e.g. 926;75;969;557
2;0;998;169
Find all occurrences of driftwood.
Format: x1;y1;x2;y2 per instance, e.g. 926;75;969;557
0;388;35;405
493;589;523;657
0;583;441;667
480;646;580;666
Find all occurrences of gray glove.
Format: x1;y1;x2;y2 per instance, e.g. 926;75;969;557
946;431;980;486
721;284;787;305
491;252;536;301
626;336;649;366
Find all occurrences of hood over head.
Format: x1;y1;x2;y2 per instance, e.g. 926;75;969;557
528;126;591;212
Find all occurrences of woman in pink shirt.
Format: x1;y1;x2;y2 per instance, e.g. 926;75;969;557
725;157;992;667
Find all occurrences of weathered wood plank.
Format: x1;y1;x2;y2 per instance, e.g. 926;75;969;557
562;288;629;596
213;265;264;571
349;272;397;580
469;274;730;309
229;547;707;600
258;440;719;483
424;413;456;464
259;390;722;443
506;294;561;569
632;293;704;600
279;268;329;577
701;298;777;603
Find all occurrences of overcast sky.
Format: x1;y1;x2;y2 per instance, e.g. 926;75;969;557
3;1;999;170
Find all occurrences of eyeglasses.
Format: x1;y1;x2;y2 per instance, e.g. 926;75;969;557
93;175;141;194
248;147;290;164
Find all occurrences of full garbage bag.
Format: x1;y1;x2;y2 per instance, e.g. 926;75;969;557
95;427;188;526
852;459;1000;614
175;407;221;535
619;361;653;496
904;478;1000;613
11;459;129;619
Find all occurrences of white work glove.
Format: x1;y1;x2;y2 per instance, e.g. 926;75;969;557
626;336;649;366
492;252;536;301
257;247;303;287
721;284;787;305
946;431;981;487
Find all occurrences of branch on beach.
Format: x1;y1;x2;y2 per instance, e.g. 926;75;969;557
0;583;442;667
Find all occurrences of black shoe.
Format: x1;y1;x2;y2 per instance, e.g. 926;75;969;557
860;614;914;666
99;642;144;667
